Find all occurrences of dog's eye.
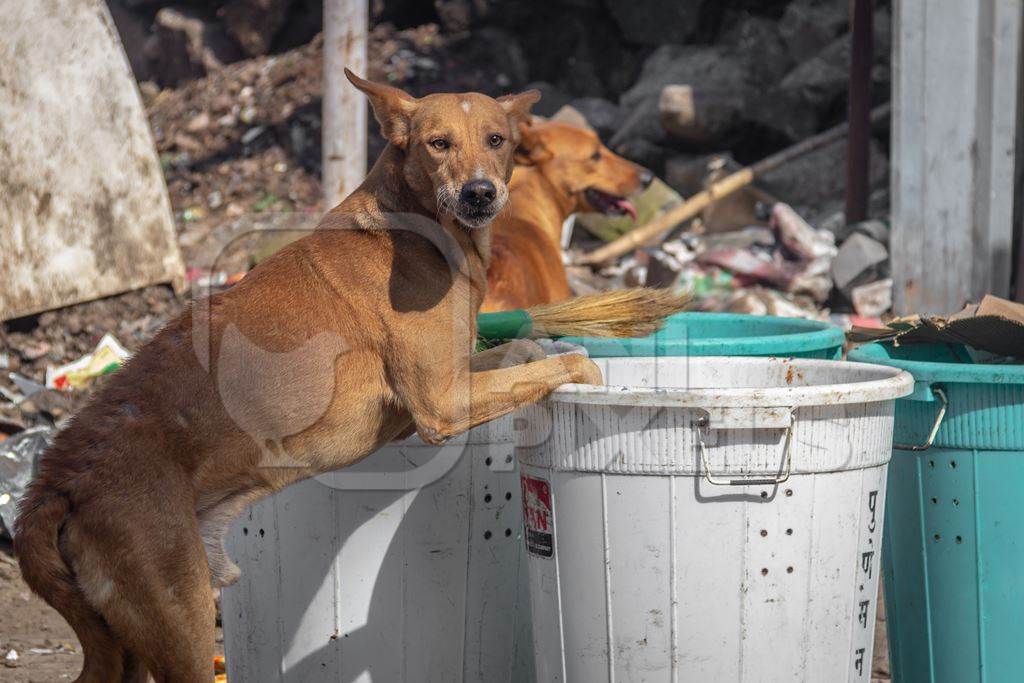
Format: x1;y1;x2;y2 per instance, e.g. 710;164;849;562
430;138;450;151
590;150;602;161
489;134;504;148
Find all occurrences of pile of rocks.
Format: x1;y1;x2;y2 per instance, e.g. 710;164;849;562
106;0;321;87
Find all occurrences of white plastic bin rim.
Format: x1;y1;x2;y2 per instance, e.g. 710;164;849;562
549;357;914;408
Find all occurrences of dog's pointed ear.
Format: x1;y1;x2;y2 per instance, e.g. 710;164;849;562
498;89;541;132
345;69;418;149
514;118;552;166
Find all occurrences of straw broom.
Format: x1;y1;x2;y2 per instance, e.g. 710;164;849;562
576;103;892;267
477;288;691;341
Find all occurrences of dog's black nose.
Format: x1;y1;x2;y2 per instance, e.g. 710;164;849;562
638;168;654;189
460;180;497;208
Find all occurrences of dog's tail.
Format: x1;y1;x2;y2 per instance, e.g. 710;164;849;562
14;482;124;676
14;484;77;606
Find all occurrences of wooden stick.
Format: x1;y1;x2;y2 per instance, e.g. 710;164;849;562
576;103;892;266
323;0;368;209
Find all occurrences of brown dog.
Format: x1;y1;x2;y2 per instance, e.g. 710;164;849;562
483;119;652;312
15;73;602;682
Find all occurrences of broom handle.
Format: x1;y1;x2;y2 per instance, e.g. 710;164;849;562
575;103;892;266
477;309;534;340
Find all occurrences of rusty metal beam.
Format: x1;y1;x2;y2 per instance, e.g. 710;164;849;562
845;0;874;224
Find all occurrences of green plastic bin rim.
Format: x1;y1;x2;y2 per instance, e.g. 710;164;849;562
848;342;1024;386
561;312;845;358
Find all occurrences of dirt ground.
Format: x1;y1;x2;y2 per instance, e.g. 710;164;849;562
0;541;81;680
0;541;226;681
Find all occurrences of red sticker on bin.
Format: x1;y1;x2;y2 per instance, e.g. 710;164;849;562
521;475;553;558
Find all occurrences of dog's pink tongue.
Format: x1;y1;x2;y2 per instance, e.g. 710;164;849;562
615;199;637;222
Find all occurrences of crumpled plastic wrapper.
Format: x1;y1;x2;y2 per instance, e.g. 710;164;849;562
0;426;53;537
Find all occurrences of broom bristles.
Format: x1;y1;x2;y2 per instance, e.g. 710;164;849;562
525;288;691;339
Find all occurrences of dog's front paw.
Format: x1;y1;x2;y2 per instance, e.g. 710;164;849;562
567;355;603;386
500;339;547;367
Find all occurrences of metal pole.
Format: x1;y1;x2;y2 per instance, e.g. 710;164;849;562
845;0;874;224
1014;11;1024;302
323;0;367;209
1015;191;1024;301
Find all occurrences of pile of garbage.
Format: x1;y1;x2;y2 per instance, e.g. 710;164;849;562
558;140;893;324
0;285;184;529
594;206;892;324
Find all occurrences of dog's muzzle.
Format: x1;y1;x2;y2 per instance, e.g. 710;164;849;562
455;179;503;228
460;179;496;208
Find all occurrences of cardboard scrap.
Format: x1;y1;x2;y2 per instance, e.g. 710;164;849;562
0;0;185;321
848;295;1024;358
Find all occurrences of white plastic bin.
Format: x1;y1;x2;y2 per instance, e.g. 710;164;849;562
222;416;534;682
515;356;912;682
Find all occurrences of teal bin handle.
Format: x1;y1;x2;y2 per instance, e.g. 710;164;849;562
893;385;948;451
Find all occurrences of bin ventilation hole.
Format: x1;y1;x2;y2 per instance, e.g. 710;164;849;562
928;460;935;468
933;534;941;542
760;530;768;537
785;489;793;497
761;568;769;576
786;566;794;574
955;536;963;544
484;494;492;503
931;497;938;505
485;457;492;466
484;530;492;540
505;528;512;537
950;460;957;469
505;492;512;501
953;498;960;506
785;528;793;536
505;454;513;463
760;491;768;499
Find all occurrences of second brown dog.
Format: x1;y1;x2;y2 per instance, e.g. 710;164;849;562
483;119;652;311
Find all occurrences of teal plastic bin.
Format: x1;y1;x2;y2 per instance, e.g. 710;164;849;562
848;343;1024;683
562;312;844;358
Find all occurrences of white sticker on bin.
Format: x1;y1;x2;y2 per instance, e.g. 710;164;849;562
699;406;794;430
